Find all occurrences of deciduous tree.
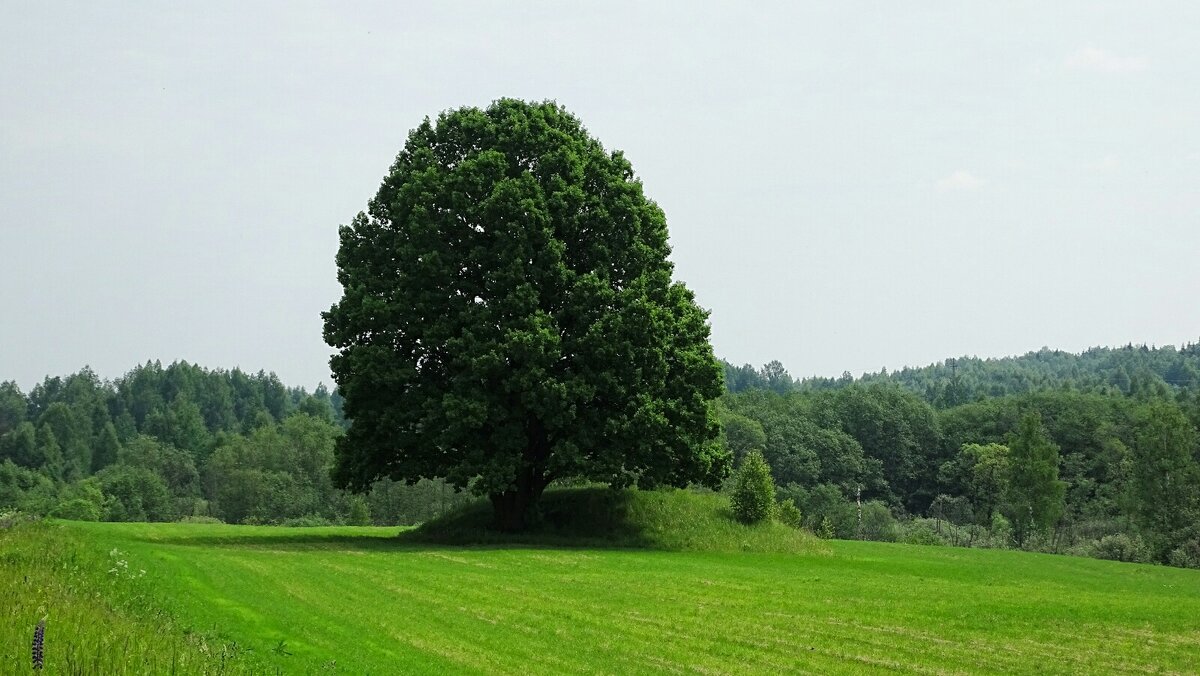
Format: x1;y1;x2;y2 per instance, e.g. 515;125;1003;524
1004;413;1065;544
1130;402;1200;559
324;99;727;529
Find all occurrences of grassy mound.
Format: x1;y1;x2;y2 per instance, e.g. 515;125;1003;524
405;487;826;554
0;517;259;674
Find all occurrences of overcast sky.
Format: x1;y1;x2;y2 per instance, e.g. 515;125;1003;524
2;2;1198;390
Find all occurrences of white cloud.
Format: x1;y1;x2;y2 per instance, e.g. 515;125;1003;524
1085;155;1120;172
1064;47;1148;73
935;170;985;192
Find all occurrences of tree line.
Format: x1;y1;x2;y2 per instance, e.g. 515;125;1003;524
2;347;1198;568
0;362;471;526
719;350;1200;568
724;341;1200;407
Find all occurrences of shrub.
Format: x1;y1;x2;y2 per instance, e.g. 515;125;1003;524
2;462;59;515
346;496;372;526
987;512;1014;548
173;497;210;521
97;465;176;522
48;498;101;522
860;501;897;542
279;515;333;527
929;494;974;527
1167;539;1200;569
1022;530;1062;554
730;450;775;524
899;518;948;546
802;484;856;538
775;498;802;528
0;509;33;529
1088;534;1152;563
816;517;835;539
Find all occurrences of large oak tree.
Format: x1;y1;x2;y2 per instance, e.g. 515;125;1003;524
323;99;727;530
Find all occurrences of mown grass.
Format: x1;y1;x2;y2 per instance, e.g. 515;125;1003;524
8;489;1200;674
0;517;259;675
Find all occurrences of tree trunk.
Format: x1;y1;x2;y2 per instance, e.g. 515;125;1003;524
489;469;548;532
490;417;552;532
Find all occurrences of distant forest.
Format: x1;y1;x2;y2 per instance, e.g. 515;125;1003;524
721;342;1200;567
3;341;1199;568
725;342;1200;404
0;362;471;528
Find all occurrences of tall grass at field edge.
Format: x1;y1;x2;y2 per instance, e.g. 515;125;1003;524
0;517;260;674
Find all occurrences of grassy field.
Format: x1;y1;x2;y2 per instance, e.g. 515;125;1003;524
5;492;1200;674
0;516;257;675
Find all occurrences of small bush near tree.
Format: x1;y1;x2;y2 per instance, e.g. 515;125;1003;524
816;517;836;539
49;498;100;522
1087;534;1152;563
860;501;898;542
988;513;1014;548
1167;539;1200;569
730;451;775;523
775;498;802;528
347;496;371;526
899;518;948;546
279;515;333;527
802;484;857;538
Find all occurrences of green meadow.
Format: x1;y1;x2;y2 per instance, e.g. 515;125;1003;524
3;492;1200;674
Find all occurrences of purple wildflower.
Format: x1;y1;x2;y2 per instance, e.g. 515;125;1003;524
31;618;45;670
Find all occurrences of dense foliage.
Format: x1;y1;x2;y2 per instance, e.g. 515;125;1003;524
324;99;726;530
0;363;471;527
725;341;1200;407
5;338;1199;568
719;343;1200;566
729;450;775;523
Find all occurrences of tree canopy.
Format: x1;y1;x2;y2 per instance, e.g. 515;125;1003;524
1004;413;1066;544
323;99;727;530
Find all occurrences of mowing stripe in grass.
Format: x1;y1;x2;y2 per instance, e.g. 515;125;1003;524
55;521;1200;675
